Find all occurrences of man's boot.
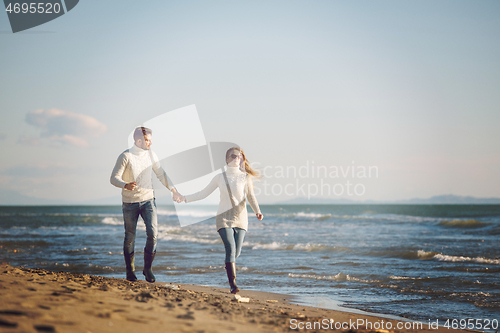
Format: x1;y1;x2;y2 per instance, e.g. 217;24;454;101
124;251;137;282
143;249;156;283
225;262;239;294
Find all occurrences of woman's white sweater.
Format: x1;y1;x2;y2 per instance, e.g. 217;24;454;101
184;166;261;231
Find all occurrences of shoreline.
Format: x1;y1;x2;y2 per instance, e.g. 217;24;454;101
0;264;472;333
177;284;416;324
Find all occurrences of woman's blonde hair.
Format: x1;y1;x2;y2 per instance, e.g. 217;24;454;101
225;147;262;179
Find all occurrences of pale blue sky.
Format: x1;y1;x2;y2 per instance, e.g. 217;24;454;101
0;0;499;204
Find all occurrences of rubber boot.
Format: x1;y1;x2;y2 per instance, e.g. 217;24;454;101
143;249;156;283
225;262;239;294
124;251;137;282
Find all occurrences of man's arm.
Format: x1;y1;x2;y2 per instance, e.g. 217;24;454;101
110;153;129;189
151;151;185;202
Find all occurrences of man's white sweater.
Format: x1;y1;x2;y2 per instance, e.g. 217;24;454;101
110;144;174;203
184;166;261;231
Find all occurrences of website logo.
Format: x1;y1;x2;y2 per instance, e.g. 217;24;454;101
3;0;79;33
130;105;239;227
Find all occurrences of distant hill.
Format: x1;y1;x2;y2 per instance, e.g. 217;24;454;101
274;194;500;205
393;194;500;204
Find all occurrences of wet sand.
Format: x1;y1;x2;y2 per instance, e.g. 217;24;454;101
0;264;471;333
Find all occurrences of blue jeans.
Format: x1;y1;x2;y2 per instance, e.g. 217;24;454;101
122;199;157;255
218;227;246;263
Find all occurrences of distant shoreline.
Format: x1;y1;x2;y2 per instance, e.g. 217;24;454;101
2;193;500;206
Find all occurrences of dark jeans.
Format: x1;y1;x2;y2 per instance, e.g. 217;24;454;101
218;227;246;263
122;198;157;255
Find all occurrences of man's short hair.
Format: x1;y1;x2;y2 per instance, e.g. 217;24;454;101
133;127;153;142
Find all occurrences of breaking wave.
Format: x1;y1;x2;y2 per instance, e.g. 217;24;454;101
250;241;350;252
288;272;380;283
417;250;500;265
101;217;122;225
438;219;491;228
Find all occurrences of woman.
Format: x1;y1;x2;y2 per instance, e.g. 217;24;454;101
183;147;263;294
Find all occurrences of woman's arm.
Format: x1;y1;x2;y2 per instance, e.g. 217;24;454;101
245;177;263;220
184;174;220;203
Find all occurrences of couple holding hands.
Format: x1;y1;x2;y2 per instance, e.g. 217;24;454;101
110;127;263;294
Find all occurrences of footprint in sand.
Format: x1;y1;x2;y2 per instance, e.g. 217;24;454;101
176;311;195;320
0;310;28;316
34;324;56;332
135;291;154;303
0;310;29;329
0;318;18;328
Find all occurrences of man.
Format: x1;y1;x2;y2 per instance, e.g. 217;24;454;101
110;127;184;282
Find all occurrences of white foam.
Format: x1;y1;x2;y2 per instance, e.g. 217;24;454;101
249;241;343;252
293;212;332;221
361;214;440;223
159;233;220;245
251;241;285;250
434;254;500;265
450;292;491;297
288;272;380;284
390;276;417;280
293;243;340;252
416;249;500;265
417;250;437;259
289;272;349;281
102;217;122;225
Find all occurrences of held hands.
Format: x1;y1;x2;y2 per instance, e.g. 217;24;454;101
256;213;264;221
171;188;186;203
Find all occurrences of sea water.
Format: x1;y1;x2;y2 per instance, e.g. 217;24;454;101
1;204;499;327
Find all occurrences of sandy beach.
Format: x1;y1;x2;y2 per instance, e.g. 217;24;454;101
0;264;474;333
